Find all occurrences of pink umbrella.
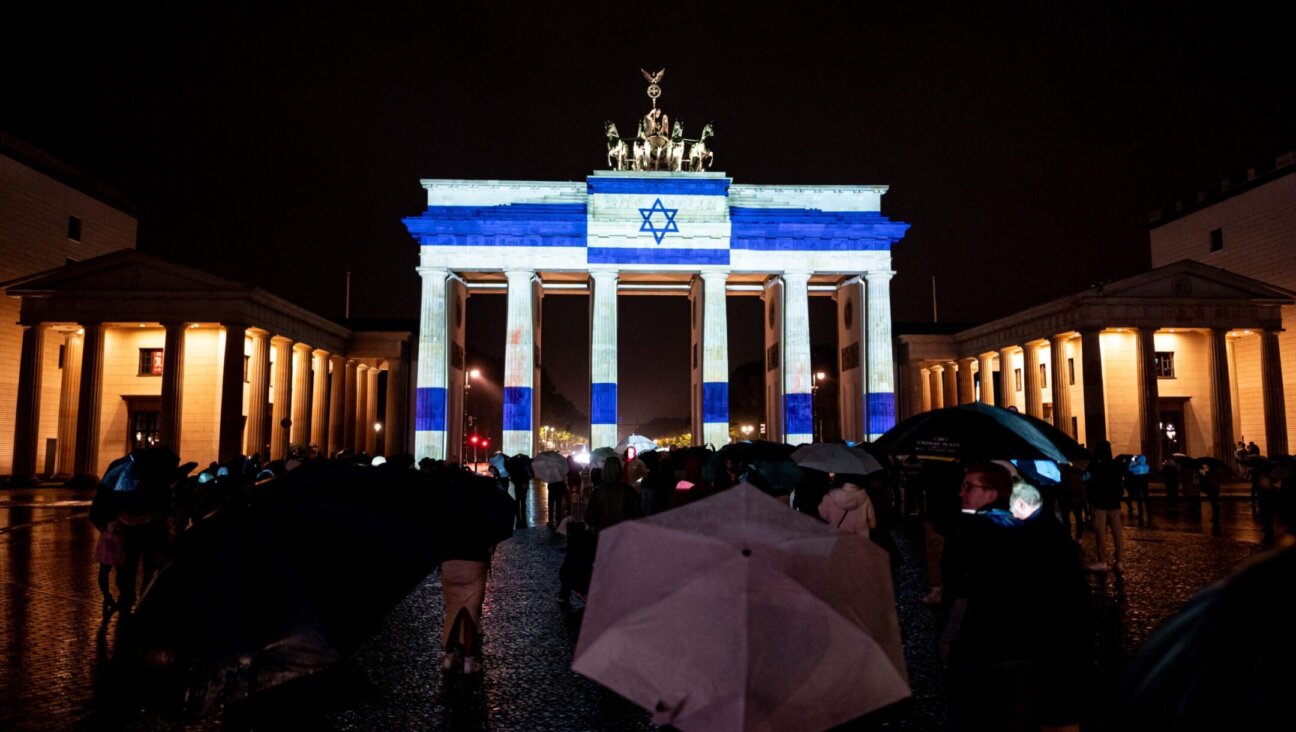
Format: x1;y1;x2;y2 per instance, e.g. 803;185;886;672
572;483;909;731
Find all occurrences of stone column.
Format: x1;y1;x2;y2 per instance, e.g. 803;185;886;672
978;353;996;405
957;357;976;405
1080;330;1106;447
1208;328;1236;466
920;367;932;412
343;360;357;452
385;356;409;456
589;270;618;449
1134;328;1161;464
1023;341;1043;419
699;271;730;448
218;323;248;462
929;365;945;409
245;331;271;459
73;323;105;479
354;364;370;453
290;343;311;449
997;347;1014;409
365;366;380;455
503;270;537;456
942;362;958;408
782;271;813;444
327;354;346;456
1259;330;1289;456
270;336;293;459
1050;335;1075;439
55;332;83;476
158;322;187;453
864;270;897;439
414;267;450;459
310;350;329;453
11;324;47;481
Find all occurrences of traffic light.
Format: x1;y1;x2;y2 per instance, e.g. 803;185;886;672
482;438;489;448
469;435;479;445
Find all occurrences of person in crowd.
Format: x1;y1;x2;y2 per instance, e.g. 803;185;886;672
439;472;515;674
1247;440;1261;456
793;467;832;520
1085;440;1124;574
818;473;877;538
1125;454;1151;527
919;460;964;606
1200;461;1223;530
1057;464;1088;542
546;476;567;531
586;457;642;531
506;455;533;529
1161;456;1180;509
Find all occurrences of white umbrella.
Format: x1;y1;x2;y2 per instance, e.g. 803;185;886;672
614;433;658;455
531;451;569;483
572;483;909;731
790;443;884;476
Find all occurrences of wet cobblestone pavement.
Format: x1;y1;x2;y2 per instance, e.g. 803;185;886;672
0;486;1278;730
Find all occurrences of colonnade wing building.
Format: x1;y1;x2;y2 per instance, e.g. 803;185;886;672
404;171;910;459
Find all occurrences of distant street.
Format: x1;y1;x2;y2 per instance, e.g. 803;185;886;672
0;485;1275;730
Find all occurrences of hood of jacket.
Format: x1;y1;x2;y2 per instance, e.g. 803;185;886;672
825;485;870;511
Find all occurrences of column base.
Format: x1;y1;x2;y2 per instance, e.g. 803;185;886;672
701;423;729;448
590;424;618;450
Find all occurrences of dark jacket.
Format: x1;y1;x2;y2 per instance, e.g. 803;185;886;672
586;481;641;531
1086;459;1124;510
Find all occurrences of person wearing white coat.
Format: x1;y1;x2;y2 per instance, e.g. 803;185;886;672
818;481;877;539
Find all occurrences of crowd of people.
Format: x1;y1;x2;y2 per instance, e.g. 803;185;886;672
84;429;1295;729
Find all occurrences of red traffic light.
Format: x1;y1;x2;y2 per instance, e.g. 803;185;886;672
469;435;479;445
482;438;489;447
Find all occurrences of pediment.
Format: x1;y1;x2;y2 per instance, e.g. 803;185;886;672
5;251;246;295
1096;260;1295;302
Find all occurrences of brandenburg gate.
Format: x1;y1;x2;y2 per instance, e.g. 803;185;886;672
403;71;909;459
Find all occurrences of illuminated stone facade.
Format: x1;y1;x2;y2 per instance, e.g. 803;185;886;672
404;171;910;458
896;261;1293;466
5;251;412;480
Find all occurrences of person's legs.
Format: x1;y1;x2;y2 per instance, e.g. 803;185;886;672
1090;509;1109;568
98;564;116;615
923;524;944;603
1108;511;1124;571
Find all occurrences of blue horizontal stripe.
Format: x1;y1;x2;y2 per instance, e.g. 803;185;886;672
703;382;729;423
784;393;813;436
587;247;730;265
503;386;533;432
591;382;617;425
415;387;447;432
404;203;586;247
867;392;896;435
588;177;730;196
730;207;909;251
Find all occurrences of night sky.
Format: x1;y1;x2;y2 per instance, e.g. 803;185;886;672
7;3;1296;427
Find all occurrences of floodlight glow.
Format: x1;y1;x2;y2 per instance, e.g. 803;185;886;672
574;450;591;465
469;368;481;379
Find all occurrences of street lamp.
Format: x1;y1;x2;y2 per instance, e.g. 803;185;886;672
741;424;754;439
812;371;829;442
464;367;481;471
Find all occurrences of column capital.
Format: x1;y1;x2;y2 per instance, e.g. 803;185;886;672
292;341;312;354
863;269;897;282
416;265;450;278
589;269;619;282
781;270;812;283
270;334;293;346
699;271;730;284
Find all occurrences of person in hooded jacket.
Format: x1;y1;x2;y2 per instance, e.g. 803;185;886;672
1125;454;1151;527
818;474;877;538
1085;440;1124;573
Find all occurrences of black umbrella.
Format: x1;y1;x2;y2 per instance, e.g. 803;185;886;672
874;402;1090;463
117;462;515;716
1112;545;1296;730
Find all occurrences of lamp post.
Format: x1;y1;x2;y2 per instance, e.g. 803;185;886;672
812;370;828;443
463;367;481;471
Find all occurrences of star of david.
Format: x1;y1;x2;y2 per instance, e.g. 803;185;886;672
638;198;680;244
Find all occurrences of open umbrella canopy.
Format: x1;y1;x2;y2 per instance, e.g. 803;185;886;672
874;402;1089;464
702;440;796;481
1113;545;1296;730
791;443;884;475
615;434;658;455
590;446;619;464
532;451;569;483
117;462;514;716
572;483;909;731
